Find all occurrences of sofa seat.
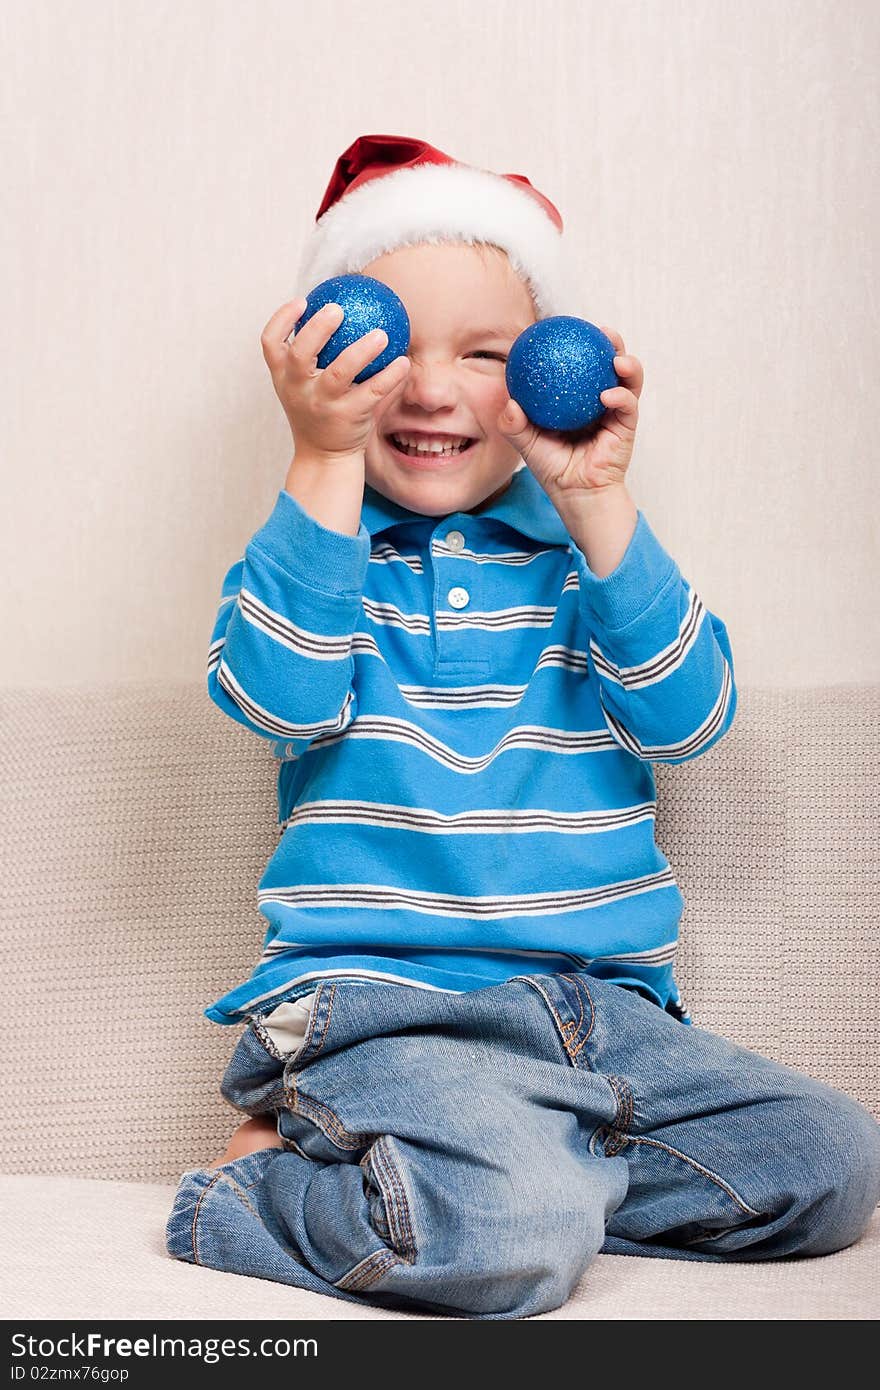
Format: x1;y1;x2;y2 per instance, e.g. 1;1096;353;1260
3;1175;877;1321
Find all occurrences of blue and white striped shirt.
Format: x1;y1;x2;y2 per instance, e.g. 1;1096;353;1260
205;463;736;1028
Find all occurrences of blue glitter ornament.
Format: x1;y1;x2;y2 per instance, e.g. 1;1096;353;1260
296;274;410;384
505;316;620;432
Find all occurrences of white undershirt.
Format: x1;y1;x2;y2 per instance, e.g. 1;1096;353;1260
258;991;318;1056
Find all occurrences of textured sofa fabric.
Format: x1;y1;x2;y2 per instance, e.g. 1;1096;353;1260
4;1175;877;1321
1;679;878;1318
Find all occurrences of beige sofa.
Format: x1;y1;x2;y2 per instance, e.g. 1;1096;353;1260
1;679;877;1320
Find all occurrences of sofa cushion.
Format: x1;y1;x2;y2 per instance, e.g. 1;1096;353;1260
2;1175;877;1320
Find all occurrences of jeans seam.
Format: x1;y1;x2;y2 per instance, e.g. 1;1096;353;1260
219;1170;262;1216
368;1135;418;1262
358;1153;391;1241
514;974;595;1070
681;1224;749;1246
605;1074;634;1146
198;1166;306;1263
623;1135;764;1217
190;1171;223;1265
558;975;584;1048
335;1247;403;1293
286;1085;373;1152
249;982;332;1061
301;980;337;1059
279;1134;309;1159
565;974;596;1060
249;1017;286;1061
191;1169;265;1263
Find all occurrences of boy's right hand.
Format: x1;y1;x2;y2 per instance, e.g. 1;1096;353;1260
261;296;411;460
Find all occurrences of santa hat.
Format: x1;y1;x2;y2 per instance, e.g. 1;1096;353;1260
295;133;572;319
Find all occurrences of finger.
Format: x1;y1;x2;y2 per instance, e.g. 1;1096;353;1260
261;297;308;361
613;353;644;396
599;385;639;426
498;397;531;436
287;301;347;365
500;397;577;443
497;398;545;463
612;353;640;374
320;327;395;396
347;354;412;407
598;324;625;354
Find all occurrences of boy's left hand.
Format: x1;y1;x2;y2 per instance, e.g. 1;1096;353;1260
497;326;643;500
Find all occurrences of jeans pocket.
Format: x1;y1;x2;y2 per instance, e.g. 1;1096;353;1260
251;990;319;1062
220;984;338;1118
251;979;365;1072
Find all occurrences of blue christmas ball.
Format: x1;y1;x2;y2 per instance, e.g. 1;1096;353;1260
296;274;410;384
505;316;620;431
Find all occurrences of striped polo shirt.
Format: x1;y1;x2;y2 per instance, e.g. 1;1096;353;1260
205;462;737;1028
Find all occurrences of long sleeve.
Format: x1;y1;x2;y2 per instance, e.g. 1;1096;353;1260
206;488;372;759
570;508;737;765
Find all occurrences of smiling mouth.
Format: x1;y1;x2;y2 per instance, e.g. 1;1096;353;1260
385;435;478;466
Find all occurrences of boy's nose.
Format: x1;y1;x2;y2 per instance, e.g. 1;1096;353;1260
400;359;459;409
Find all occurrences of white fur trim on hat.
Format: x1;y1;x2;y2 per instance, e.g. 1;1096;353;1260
295;161;573;319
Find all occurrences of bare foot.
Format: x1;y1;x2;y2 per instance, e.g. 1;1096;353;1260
208;1114;284;1168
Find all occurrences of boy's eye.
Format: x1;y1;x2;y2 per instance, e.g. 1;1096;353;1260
469;351;507;361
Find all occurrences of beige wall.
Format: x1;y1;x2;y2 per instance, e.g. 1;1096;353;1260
2;0;877;690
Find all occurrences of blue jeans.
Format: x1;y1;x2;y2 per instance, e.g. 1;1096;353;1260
166;974;880;1319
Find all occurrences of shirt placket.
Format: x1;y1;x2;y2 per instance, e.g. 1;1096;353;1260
430;518;489;677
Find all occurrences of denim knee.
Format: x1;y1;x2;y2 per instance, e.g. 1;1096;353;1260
364;1132;626;1318
782;1089;880;1255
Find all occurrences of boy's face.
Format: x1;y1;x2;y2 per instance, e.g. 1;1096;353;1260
360;242;537;516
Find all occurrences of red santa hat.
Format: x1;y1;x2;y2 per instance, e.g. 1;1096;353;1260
295;133;572;319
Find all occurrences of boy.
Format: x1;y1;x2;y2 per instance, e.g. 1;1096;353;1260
166;135;880;1318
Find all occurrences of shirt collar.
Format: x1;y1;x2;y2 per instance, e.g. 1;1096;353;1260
361;464;570;547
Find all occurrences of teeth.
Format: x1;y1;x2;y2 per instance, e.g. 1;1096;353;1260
392;434;471;456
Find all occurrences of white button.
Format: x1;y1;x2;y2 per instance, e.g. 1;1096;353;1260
446;529;465;552
448;586;470;609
